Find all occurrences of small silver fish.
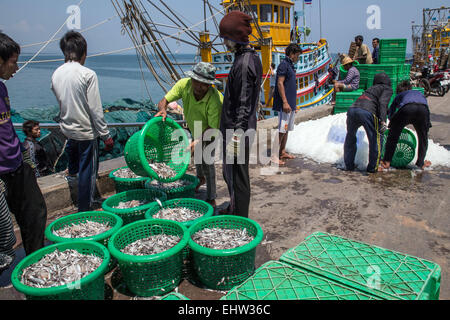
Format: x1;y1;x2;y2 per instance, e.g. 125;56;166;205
192;228;254;250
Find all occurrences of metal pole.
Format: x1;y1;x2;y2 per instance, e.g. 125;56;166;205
319;0;322;39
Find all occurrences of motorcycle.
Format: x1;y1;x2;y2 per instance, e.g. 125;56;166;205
419;66;446;97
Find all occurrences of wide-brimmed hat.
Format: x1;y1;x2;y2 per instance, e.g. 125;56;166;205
341;55;354;66
185;62;221;85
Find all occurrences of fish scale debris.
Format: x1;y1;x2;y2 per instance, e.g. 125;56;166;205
192;228;254;250
148;162;177;179
154;207;203;222
121;234;180;256
53;221;112;238
21;249;103;288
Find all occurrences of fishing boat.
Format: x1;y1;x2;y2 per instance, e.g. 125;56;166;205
214;0;334;118
113;0;334;119
411;6;450;69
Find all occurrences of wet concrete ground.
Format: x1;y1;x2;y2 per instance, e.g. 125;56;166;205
1;95;449;300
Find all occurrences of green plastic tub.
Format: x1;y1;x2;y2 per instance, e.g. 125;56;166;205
188;215;264;290
11;241;110;300
379;38;407;50
145;174;199;200
222;261;381;300
280;232;441;300
102;189;167;225
108;219;189;297
109;166;150;193
45;211;123;272
381;128;417;168
124;117;190;182
145;198;214;228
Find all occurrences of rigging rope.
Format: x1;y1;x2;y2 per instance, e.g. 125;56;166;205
18;2;229;65
12;0;85;76
21;14;118;49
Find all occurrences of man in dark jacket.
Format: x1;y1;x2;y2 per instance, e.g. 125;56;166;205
344;72;393;173
219;11;263;217
381;81;432;170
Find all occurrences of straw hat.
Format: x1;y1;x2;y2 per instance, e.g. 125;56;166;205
341;55;354;66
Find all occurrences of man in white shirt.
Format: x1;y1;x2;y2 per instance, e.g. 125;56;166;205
51;31;113;212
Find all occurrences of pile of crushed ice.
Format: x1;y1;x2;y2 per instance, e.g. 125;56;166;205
285;113;450;170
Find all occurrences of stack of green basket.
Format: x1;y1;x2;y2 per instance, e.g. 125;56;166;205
144;174;199;200
108;219;189;297
334;89;364;114
188;215;264;290
378;38;407;64
109;166;150;193
11;241;110;300
102;189;167;225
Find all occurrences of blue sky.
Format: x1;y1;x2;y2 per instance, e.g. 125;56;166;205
0;0;448;56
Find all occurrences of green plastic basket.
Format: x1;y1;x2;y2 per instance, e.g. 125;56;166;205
279;232;441;300
102;189;167;225
145;174;199;200
124;117;190;182
381;128;417;168
108;219;189;297
45;211;123;272
188;215;264;290
109;166;150;193
145;198;214;228
222;261;381;300
11;241;110;300
379;38;407;50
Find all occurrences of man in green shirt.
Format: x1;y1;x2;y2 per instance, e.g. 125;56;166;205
156;62;223;207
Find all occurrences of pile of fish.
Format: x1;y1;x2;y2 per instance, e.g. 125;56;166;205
148;162;177;180
147;179;190;190
113;167;143;179
192;228;254;250
21;249;103;288
113;199;148;209
153;207;203;223
53;221;112;238
121;234;181;256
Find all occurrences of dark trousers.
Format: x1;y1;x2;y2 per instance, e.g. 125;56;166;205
222;138;251;218
344;107;381;172
67;139;99;212
0;163;47;255
384;103;430;168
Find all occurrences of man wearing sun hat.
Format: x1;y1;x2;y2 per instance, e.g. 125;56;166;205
218;10;263;218
332;55;360;104
155;62;223;208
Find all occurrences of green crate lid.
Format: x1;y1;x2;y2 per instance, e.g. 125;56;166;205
379;38;407;49
160;292;190;300
279;232;441;300
221;261;381;300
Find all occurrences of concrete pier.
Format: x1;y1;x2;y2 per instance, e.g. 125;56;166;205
1;96;449;300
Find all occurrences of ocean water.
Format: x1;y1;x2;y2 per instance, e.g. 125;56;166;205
6;53;197;111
